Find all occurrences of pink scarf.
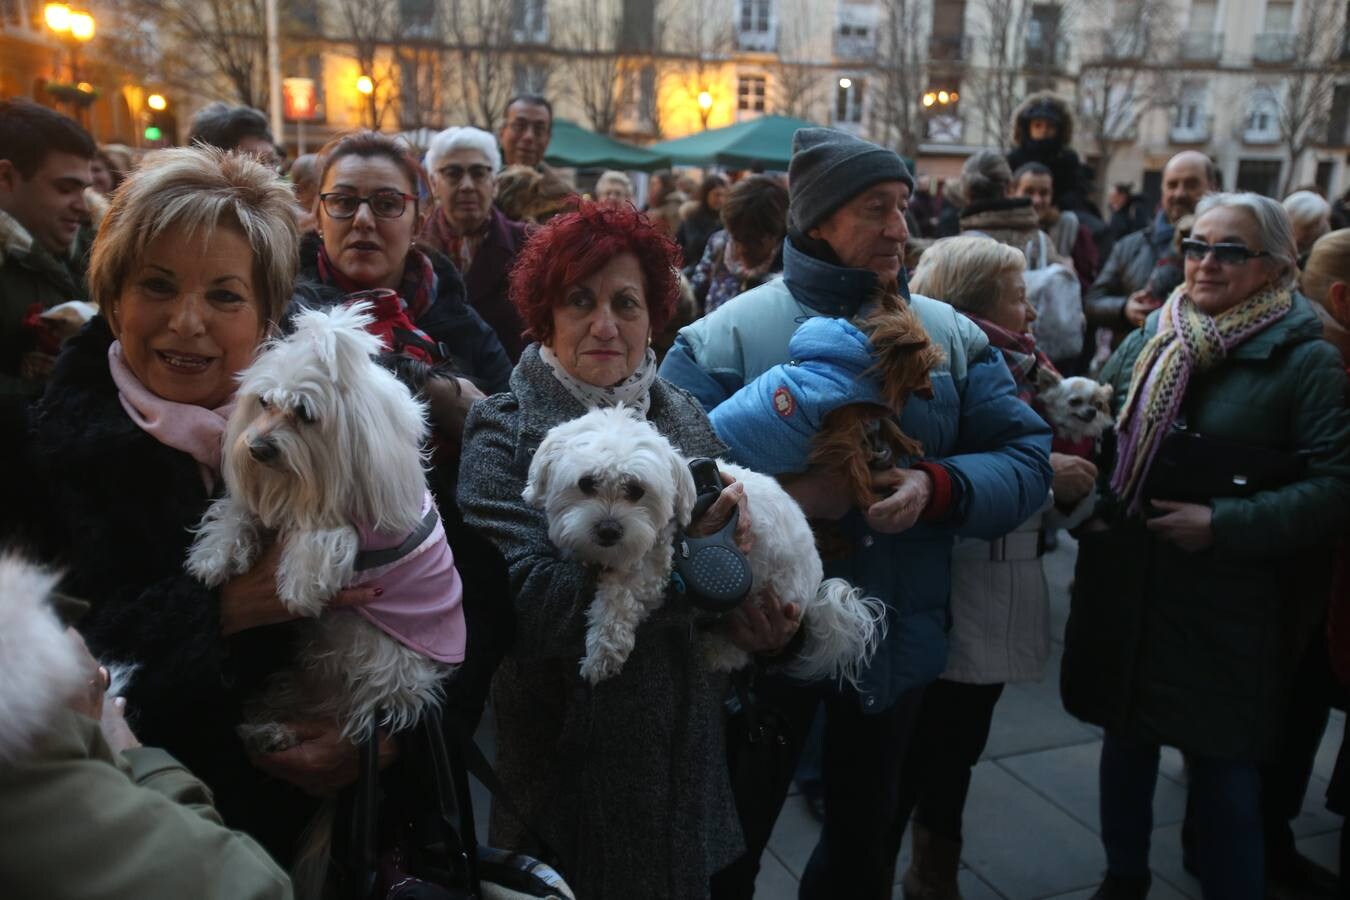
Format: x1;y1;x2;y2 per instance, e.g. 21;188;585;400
107;342;235;492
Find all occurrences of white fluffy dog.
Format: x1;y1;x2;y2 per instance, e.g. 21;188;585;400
1038;375;1114;443
524;406;884;685
187;303;457;752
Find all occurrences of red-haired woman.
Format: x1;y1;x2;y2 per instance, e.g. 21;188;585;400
457;201;801;898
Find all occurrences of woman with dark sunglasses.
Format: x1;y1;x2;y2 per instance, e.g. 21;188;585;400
1064;193;1350;899
298;130;511;397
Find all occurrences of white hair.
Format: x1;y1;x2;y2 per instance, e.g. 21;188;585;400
1196;192;1300;288
425;126;501;175
1283;190;1331;228
596;170;634;193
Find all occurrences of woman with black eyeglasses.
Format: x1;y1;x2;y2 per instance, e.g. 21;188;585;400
1063;193;1350;899
299;130;511;397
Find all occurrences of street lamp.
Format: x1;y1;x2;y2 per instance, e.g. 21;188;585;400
147;93;167;112
839;77;853;89
44;2;96;118
43;2;70;31
356;75;374;96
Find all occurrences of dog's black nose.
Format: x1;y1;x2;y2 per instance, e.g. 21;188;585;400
249;438;279;463
595;520;623;547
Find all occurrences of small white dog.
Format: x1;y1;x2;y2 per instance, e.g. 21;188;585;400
1037;375;1114;443
524;407;884;685
187;303;462;754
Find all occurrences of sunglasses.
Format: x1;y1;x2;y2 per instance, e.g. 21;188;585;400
319;190;416;219
1179;239;1270;266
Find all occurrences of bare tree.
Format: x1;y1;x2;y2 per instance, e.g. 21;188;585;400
106;0;267;108
873;0;929;159
664;0;735;130
1271;0;1347;194
444;0;518;132
1074;0;1180;206
970;0;1034;151
562;0;628;134
330;0;399;128
770;3;827;122
393;0;447;131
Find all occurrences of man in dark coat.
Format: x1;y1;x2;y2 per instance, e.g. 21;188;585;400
0;100;95;399
1086;151;1216;348
1005;92;1085;214
422;126;530;361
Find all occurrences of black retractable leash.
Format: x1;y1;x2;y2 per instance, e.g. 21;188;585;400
672;458;754;616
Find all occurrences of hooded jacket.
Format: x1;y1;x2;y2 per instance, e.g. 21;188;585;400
659;237;1053;710
1006;92;1086;214
0;556;293;900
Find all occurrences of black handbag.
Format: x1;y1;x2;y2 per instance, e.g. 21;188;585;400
1141;421;1309;505
336;706;573;900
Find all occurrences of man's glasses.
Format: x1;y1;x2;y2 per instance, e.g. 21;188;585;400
319;190;416;219
506;118;549;137
1180;239;1270;266
438;165;493;185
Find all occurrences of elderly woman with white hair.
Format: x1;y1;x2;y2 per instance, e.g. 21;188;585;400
421;124;531;360
594;170;634;206
1283;189;1332;268
1063;192;1350;899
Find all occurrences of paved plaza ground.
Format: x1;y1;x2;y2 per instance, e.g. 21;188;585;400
473;533;1346;899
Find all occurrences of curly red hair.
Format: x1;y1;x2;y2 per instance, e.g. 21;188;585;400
509;200;682;344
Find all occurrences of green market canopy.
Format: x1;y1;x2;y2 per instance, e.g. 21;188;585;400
544;119;671;172
647;115;820;170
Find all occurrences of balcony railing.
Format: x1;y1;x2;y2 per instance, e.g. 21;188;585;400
737;26;777;53
928;33;974;63
834;31;877;61
1097;29;1144;62
1171;113;1213;143
1178;31;1222;62
1024;36;1069;69
1253;32;1297;64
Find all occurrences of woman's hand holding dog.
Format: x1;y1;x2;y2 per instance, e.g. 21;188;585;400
724;587;801;656
219;541;379;636
247;721;398;796
685;473;753;553
65;628;142;753
865;467;933;534
1050;452;1098;507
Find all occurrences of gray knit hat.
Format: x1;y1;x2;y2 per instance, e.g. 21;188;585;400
788;128;914;231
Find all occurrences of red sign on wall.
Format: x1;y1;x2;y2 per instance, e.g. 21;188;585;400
282;77;318;121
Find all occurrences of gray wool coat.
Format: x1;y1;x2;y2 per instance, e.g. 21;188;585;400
457;345;743;900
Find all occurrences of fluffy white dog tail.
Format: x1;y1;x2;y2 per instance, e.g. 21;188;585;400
783;579;886;688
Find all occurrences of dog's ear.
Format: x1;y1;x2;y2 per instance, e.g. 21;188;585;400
671;455;698;527
522;436;560;508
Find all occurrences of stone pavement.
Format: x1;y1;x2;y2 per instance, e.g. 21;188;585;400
468;533;1345;899
753;533;1346;900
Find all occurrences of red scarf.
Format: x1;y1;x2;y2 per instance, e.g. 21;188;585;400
968;315;1057;404
315;242;438;324
423;207;487;275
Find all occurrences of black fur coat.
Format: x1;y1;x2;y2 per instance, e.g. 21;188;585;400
3;318;319;862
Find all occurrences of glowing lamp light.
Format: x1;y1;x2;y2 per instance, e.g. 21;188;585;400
43;3;71;32
922;92;937;107
356;75;374;96
951;91;960;102
144;125;163;141
838;77;853;89
76;81;92;92
937;90;950;104
147;93;167;111
69;10;94;40
697;90;713;111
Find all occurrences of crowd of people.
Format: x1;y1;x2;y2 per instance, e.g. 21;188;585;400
0;84;1347;900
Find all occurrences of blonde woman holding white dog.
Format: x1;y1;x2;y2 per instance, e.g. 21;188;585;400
458;200;800;899
0;146;396;866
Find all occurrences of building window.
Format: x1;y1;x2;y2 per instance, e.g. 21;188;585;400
1172;81;1208;138
399;0;435;37
1329;84;1350;145
835;76;864;124
1263;0;1293;32
512;0;548;43
1317;159;1336;195
512;61;550;97
738;75;767;113
741;0;772;33
1236;158;1283;196
1244;87;1281;142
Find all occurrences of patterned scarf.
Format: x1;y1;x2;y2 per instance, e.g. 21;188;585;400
539;344;659;418
1110;283;1293;511
315;242;438;324
968;315;1058;404
424;207;487;275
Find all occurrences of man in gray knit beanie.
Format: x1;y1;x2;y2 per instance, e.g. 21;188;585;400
661;126;1052;900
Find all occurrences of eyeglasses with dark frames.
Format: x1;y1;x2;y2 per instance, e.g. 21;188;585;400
319;190;417;220
1179;239;1270;266
437;164;494;184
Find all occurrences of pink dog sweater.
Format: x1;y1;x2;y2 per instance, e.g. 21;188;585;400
349;492;466;664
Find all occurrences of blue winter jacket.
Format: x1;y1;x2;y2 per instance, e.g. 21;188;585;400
659;238;1053;711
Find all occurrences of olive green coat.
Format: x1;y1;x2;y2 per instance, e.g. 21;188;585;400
1062;293;1350;760
0;709;293;899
